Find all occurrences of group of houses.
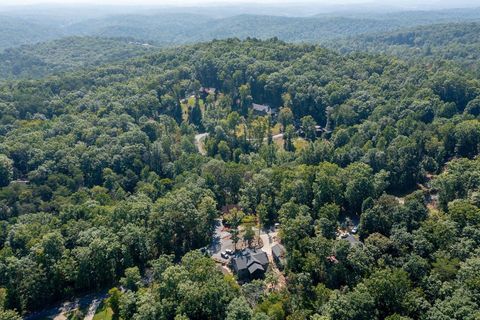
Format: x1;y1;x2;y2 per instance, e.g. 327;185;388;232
192;87;331;138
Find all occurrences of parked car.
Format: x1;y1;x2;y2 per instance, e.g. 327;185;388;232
221;252;229;259
225;249;234;255
351;226;358;234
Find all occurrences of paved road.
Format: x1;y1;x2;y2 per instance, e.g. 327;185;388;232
271;133;284;141
247;133;284;143
25;291;108;320
194;132;282;156
339;233;362;247
194;133;209;156
84;297;103;320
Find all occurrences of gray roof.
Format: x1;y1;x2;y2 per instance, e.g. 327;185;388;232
247;262;265;274
271;243;286;258
232;249;269;273
252;103;271;113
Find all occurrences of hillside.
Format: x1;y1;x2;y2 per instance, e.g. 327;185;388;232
65;14;406;44
0;37;157;79
331;22;480;74
2;7;480;51
1;38;480;319
0;15;61;50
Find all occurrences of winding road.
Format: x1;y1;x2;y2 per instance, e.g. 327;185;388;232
25;292;108;320
194;133;209;155
194;132;284;156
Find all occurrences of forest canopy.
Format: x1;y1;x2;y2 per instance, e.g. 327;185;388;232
0;9;480;320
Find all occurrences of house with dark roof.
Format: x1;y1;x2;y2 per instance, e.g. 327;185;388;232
231;248;269;280
271;243;286;269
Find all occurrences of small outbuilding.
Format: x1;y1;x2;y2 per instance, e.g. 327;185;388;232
271;243;286;269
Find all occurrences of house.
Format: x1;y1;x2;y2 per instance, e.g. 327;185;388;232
231;248;269;280
271;243;286;269
199;87;216;98
221;204;242;215
315;125;324;137
327;255;339;264
10;179;29;185
252;103;277;116
252;103;270;113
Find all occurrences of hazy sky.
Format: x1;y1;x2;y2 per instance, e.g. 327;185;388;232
0;0;476;10
0;0;390;6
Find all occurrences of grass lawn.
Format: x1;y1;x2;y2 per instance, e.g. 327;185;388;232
180;96;205;121
92;301;113;320
271;123;282;135
235;124;245;137
293;138;309;151
187;96;205;109
273;134;284;148
241;214;257;227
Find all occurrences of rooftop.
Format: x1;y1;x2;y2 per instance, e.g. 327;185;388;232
271;243;286;259
231;248;269;273
252;103;271;114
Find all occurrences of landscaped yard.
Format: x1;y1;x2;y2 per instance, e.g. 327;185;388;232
180;96;205;121
293;137;309;151
92;302;113;320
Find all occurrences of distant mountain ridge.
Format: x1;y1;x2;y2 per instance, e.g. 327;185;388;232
0;37;156;80
329;21;480;75
2;7;480;51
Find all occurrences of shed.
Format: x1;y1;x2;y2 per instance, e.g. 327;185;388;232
271;243;286;269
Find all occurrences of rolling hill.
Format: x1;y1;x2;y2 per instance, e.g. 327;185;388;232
0;37;157;80
1;7;480;51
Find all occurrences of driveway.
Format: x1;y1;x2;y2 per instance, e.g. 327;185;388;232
339;233;362;246
194;133;209;155
209;219;234;263
25;292;108;320
84;297;103;320
254;227;278;261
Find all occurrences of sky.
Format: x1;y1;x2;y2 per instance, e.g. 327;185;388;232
0;0;476;10
0;0;404;6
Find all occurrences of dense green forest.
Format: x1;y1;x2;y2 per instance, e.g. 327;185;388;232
332;22;480;76
7;20;480;82
0;15;60;50
0;37;156;80
0;34;480;319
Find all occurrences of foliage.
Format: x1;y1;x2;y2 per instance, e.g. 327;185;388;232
0;28;479;318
